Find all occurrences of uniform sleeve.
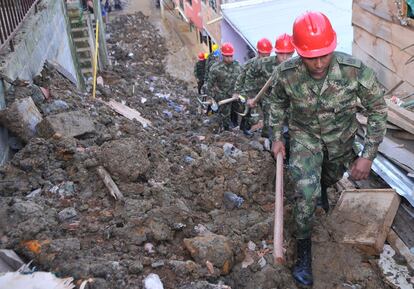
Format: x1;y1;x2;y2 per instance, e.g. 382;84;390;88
204;59;211;82
357;65;387;160
234;65;247;94
193;63;198;79
206;66;217;96
242;61;260;97
268;69;289;142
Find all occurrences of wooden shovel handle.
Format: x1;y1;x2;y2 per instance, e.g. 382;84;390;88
273;152;284;264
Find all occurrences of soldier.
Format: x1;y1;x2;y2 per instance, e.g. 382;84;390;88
244;33;295;139
194;52;206;94
268;12;387;286
206;42;241;130
234;38;273;136
204;43;221;85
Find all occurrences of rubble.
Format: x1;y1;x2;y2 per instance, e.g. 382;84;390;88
0;9;397;289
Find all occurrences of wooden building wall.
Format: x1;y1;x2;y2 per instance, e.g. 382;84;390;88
352;0;414;101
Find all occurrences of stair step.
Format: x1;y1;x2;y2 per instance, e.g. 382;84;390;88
76;47;90;52
81;67;93;74
72;27;88;32
73;37;89;42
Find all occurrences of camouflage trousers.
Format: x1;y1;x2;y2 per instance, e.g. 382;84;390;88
288;138;356;239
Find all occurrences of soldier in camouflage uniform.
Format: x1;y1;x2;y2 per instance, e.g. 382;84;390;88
234;38;273;136
194;52;206;94
206;42;241;130
203;43;221;85
244;33;295;138
268;12;387;287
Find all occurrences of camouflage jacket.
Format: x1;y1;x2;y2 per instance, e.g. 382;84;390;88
194;60;206;81
206;60;241;101
233;57;257;94
268;52;387;160
204;53;220;83
242;55;281;97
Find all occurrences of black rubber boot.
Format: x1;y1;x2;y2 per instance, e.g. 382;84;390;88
292;238;313;287
320;183;329;213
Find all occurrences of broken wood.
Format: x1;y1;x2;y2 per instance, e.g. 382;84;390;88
330;188;400;255
387;229;414;271
391;130;414;140
97;166;124;201
386;104;414;135
378;137;414;173
100;99;152;127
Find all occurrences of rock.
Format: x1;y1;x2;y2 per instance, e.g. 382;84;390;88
183;233;234;275
40;100;69;114
223;192;244;210
151;260;165;268
147;219;174;242
168;260;201;276
48;238;81;256
129;261;144;274
249;140;264;151
223;143;242;158
98;138;150;182
36;110;95;138
0;97;43;142
57;207;77;222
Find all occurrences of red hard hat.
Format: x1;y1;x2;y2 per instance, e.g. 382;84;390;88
198;52;205;60
275;33;295;53
257;38;273;54
221;42;234;56
292;11;337;58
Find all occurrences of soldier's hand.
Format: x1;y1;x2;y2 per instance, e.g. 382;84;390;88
350;157;373;180
271;141;285;159
247;98;257;108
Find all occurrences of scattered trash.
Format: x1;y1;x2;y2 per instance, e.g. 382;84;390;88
144;243;156;254
58;207;77;222
205;260;214;274
172;223;186;230
141;97;148;104
151;260;165;268
247;241;256;251
97;76;104;86
223;192;244;209
143;273;164;289
263;138;271;151
0;271;75;289
257;256;266;268
162;110;172;119
155;92;170;100
128;52;134;58
183;156;194;164
26;188;42;198
223;143;243;158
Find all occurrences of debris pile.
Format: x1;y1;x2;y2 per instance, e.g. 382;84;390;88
0;12;397;289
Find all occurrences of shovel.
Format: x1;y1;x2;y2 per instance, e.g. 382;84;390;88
237;75;273;117
273;152;285;264
197;94;245;112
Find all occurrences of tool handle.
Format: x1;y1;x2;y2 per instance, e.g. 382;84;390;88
217;95;239;106
252;76;273;106
273;152;285;264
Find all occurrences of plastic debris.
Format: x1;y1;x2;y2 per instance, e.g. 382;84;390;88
144;243;155;254
0;271;75;289
223;192;244;209
162;110;172;119
143;273;164;289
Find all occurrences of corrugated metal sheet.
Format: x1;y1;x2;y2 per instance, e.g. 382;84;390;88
221;0;353;54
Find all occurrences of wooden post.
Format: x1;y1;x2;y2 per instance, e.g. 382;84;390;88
92;19;99;100
273;152;284;264
93;0;109;67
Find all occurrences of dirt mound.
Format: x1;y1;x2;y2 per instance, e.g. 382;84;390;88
0;11;392;289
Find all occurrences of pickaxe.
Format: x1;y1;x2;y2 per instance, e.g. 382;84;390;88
197;94;245;112
236;75;273;117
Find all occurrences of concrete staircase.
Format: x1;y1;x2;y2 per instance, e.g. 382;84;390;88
67;7;94;79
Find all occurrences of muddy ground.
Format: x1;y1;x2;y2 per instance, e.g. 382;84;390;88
0;12;393;289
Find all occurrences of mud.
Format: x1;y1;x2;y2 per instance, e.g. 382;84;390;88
0;10;393;289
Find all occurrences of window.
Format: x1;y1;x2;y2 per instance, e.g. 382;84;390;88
396;0;414;25
187;0;192;5
209;0;217;12
179;0;184;10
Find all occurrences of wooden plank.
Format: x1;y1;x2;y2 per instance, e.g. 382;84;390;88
353;27;414;87
352;4;414;55
378;137;414;173
391;130;414;141
99;99;153;127
353;0;397;22
387;229;414;270
392;203;414;249
330;189;400;255
386;99;414;134
353;41;401;90
97;166;124;201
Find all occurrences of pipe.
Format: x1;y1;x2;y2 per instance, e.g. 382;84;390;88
273;152;284;264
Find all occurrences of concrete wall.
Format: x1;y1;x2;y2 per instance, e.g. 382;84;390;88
221;20;252;64
0;0;81;164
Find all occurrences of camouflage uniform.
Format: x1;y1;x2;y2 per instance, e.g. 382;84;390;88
206;60;241;129
243;55;281;137
194;59;206;94
268;52;387;239
234;57;257;131
204;52;221;83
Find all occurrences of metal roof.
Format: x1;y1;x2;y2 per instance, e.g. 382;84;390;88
221;0;353;54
